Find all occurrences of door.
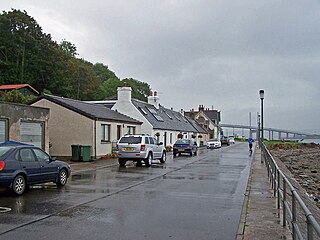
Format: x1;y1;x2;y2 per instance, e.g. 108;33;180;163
18;148;41;183
33;148;58;181
20;122;43;149
117;125;122;140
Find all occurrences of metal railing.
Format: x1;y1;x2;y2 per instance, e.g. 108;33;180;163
261;142;320;240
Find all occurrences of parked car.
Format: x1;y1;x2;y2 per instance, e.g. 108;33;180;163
116;134;166;167
173;139;198;157
220;136;230;146
206;138;221;149
0;142;71;195
228;137;235;144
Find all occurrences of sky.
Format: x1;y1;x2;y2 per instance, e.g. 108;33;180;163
2;0;320;134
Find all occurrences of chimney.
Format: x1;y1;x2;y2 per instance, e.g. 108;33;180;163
180;108;184;115
148;90;160;109
117;86;132;102
198;105;204;112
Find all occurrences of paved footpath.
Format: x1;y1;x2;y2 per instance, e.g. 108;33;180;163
237;147;292;240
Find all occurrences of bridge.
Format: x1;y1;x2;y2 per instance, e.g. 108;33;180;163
220;123;320;140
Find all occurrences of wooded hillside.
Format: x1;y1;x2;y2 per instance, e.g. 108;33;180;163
0;9;151;101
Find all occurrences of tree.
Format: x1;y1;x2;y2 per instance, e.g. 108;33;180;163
0;90;36;104
60;39;78;57
122;78;151;102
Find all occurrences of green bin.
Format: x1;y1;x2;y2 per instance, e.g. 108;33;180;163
71;145;81;161
81;145;91;161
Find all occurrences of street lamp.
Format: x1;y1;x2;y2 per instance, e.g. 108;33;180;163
259;90;264;145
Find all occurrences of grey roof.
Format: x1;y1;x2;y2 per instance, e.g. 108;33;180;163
30;94;142;124
203;110;221;122
186;117;208;134
132;100;197;132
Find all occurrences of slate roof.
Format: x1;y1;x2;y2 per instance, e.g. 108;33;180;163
131;99;197;132
30;94;142;124
186;117;208;134
204;110;221;122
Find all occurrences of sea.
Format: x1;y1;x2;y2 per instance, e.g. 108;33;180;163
301;138;320;144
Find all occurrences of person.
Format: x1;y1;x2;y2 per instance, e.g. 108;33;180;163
248;137;253;151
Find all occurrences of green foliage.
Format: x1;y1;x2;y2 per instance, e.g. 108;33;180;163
0;9;151;103
122;78;150;102
0;90;36;104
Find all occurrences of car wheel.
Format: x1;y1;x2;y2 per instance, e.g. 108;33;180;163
57;169;68;186
118;158;127;167
189;151;192;156
144;153;152;167
160;151;166;163
136;160;143;167
12;175;26;195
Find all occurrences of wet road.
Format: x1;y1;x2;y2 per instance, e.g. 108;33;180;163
0;142;252;240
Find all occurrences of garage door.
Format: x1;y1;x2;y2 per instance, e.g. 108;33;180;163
20;122;43;148
0;119;7;143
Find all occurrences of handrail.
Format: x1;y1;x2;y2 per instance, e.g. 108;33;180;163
261;142;320;240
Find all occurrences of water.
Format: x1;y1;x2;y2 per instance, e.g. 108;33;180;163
301;138;320;144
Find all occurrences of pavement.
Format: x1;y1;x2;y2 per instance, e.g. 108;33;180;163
237;146;293;240
67;146;293;239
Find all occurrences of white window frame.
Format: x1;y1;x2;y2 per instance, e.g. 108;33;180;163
101;124;111;142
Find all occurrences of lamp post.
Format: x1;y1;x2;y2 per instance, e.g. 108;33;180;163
259;90;264;146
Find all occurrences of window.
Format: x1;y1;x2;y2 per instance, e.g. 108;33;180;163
174;115;181;121
20;149;36;162
145;137;149;144
33;148;50;162
149;137;154;144
138;107;148;115
164;112;173;119
146;107;157;114
117;125;122;140
101;124;111;142
127;126;136;134
119;136;141;144
0;119;8;142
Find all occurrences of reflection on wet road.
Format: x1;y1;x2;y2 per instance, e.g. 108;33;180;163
0;143;252;240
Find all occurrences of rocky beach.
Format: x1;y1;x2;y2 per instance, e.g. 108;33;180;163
268;142;320;209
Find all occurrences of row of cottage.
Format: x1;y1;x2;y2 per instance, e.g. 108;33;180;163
0;85;221;159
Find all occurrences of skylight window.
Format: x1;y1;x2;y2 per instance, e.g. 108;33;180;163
174;115;181;121
146;106;157;114
154;115;164;121
139;107;147;115
164;112;173;119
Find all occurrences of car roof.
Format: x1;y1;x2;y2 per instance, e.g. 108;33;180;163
0;141;33;146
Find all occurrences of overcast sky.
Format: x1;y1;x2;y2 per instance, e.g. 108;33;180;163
2;0;320;134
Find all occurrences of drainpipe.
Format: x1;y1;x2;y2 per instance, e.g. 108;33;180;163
94;119;97;159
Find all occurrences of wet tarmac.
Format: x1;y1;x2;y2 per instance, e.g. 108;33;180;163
0;143;252;240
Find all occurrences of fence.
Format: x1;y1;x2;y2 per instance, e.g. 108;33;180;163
261;142;320;240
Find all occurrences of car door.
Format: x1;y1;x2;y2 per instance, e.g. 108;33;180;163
152;137;161;158
32;148;58;182
18;148;41;184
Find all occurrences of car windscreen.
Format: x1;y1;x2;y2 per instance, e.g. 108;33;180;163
119;136;142;144
175;139;190;144
0;146;13;157
208;139;218;142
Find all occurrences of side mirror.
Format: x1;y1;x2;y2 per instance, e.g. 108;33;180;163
50;156;56;162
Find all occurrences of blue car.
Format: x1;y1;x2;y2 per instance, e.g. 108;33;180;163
0;142;71;195
173;139;198;157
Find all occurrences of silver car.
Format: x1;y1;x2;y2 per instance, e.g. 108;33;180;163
116;134;166;167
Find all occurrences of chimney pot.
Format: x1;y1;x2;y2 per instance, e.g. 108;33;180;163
154;91;157;96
